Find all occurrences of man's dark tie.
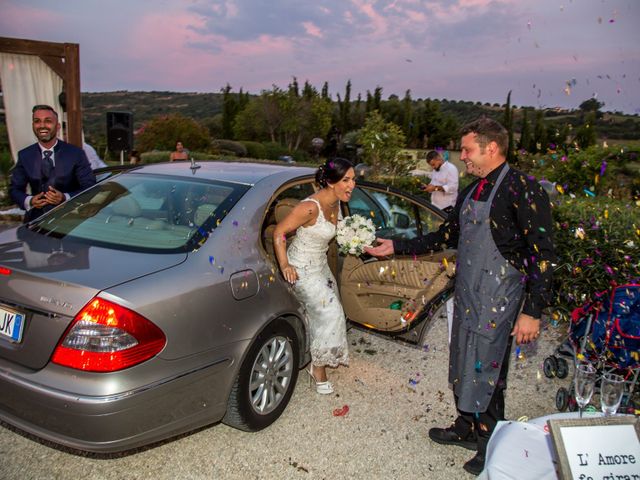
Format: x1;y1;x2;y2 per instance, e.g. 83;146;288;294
41;150;54;191
42;150;53;181
473;178;488;201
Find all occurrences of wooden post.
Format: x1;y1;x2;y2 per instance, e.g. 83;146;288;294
64;43;82;147
0;36;83;148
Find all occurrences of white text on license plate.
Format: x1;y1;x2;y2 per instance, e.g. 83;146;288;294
0;306;25;343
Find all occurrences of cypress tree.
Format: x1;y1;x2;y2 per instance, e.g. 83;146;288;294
221;83;236;139
519;108;532;152
373;86;382;112
321;82;330;100
503;90;514;162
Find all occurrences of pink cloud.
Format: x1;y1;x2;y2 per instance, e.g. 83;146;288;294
123;10;296;91
0;5;66;41
425;0;512;23
302;21;323;39
351;0;389;34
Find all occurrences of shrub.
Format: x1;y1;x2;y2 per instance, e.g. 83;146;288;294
262;142;289;161
140;151;218;164
551;197;640;320
527;146;640;200
292;149;312;164
240;141;267;159
370;174;640;323
135;114;211;153
212;139;247;157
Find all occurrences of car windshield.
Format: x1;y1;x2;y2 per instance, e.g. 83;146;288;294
27;173;250;253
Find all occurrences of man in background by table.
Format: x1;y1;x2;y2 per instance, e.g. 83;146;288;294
420;150;459;213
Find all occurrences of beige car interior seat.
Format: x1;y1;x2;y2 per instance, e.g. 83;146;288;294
263;197;300;260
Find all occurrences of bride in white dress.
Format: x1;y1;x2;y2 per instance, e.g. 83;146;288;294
273;158;355;394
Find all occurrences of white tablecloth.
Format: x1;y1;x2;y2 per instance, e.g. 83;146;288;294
478;412;605;480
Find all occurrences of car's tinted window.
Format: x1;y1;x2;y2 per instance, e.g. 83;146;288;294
27;173;250;252
349;186;444;241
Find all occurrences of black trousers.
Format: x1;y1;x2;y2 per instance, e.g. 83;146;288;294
453;338;514;456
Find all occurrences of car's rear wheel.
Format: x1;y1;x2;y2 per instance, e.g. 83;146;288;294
223;319;299;431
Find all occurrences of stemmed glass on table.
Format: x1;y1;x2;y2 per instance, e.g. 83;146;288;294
574;363;596;418
600;373;625;416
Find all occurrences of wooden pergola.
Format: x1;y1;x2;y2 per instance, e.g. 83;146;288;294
0;36;82;147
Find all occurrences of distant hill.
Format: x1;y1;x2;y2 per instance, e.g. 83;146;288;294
81;91;640;146
82;91;224;143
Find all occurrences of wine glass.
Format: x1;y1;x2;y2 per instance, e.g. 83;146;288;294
574;363;596;418
600;373;624;416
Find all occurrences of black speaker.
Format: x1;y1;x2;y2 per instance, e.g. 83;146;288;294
106;111;134;152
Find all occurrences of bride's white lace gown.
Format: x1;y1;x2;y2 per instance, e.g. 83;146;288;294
287;198;349;367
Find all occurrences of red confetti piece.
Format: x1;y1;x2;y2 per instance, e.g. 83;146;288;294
333;405;350;417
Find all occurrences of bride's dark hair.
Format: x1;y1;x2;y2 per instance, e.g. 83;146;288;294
315;158;354;187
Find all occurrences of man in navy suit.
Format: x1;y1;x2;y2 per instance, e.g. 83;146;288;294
10;105;96;222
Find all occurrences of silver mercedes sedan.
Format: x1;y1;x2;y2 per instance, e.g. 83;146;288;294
0;161;453;453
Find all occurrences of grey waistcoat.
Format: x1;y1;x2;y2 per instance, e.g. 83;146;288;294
449;164;525;413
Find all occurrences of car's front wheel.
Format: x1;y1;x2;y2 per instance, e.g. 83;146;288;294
223;319;299;431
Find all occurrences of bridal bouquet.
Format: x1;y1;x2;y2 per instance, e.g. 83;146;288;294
336;214;376;256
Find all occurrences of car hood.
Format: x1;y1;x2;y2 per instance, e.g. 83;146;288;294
0;226;187;290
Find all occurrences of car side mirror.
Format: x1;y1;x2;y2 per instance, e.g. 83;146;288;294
394;213;411;229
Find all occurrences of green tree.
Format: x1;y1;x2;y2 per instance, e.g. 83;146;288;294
402;90;414;145
288;77;300;97
321;81;330;100
579;98;604;113
365;90;373;114
233;87;287;143
358;111;409;178
503;90;514;161
414;99;458;149
519;109;532;151
532;110;548;152
136;114;210;153
429;115;459;150
281;89;332;151
221;84;236;139
352;93;365;130
373;86;383;112
574;112;598;149
302;80;316;99
337;79;352;133
233;85;332;152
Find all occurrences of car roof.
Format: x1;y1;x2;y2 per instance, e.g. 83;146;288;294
121;161;316;185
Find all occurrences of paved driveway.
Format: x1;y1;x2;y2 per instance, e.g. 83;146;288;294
0;312;562;480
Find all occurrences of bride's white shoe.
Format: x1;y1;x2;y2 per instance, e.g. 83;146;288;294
306;368;334;395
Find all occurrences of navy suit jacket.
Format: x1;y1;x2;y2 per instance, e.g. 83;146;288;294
10;140;96;222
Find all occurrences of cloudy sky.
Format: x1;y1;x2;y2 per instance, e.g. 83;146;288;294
2;0;639;114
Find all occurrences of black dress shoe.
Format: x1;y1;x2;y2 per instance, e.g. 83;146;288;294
463;452;485;476
428;425;477;450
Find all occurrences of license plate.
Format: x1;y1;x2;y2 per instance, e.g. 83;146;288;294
0;305;25;343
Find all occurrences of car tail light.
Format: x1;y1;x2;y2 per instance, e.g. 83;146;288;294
51;298;166;372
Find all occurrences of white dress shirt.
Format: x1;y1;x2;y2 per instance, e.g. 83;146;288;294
427;160;459;209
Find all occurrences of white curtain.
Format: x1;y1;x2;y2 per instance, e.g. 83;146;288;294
0;53;64;162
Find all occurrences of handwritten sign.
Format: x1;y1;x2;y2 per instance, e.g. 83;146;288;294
548;417;640;480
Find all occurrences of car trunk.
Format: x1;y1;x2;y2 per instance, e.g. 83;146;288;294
0;229;187;370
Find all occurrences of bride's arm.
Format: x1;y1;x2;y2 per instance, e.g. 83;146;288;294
273;201;318;284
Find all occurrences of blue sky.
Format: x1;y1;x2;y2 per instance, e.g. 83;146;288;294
2;0;639;113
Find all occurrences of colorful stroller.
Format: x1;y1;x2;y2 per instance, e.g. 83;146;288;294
544;283;640;412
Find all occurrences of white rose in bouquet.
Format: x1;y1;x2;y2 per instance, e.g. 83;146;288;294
336;214;376;256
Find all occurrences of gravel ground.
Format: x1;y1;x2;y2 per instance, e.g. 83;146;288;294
0;311;567;480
